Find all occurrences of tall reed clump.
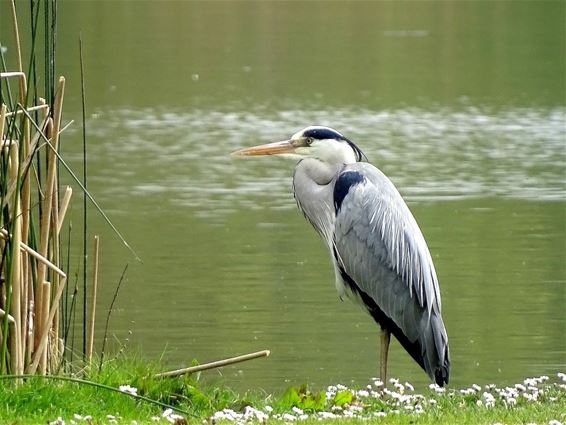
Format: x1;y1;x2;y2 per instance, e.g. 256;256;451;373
0;0;79;375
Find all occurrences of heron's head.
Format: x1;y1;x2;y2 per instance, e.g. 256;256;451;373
232;126;366;164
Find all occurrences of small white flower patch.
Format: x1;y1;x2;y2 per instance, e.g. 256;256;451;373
49;417;65;425
206;375;565;423
119;384;138;396
372;378;384;388
318;411;338;419
291;407;304;415
282;413;297;421
244;406;268;422
428;383;445;393
482;391;496;408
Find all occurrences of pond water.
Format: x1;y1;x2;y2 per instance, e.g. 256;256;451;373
9;1;565;392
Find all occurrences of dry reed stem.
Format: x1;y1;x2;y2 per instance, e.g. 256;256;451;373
87;236;100;362
21;253;29;369
4;104;49;117
27;276;67;374
1;113;49;212
154;350;271;378
57;187;73;233
0;230;66;278
8;143;23;374
39;282;50;375
0;309;16;324
34;76;65;352
25;280;34;366
0;71;26;79
49;79;66;367
51;178;61;364
0;104;6;138
33;118;52;350
21;120;32;369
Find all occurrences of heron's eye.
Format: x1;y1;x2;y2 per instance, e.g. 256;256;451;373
305;137;314;146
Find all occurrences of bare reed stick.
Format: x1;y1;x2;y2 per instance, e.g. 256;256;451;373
8;141;23;374
34;76;65;351
27;276;67;374
86;235;99;362
0;230;66;277
33;118;52;350
51;155;61;367
154;350;271;378
0;104;6;139
0;309;16;324
57;186;73;233
25;279;34;366
4;104;49;117
39;282;50;375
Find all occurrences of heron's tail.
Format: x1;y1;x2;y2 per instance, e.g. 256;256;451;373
427;313;450;386
383;309;450;386
406;312;450;386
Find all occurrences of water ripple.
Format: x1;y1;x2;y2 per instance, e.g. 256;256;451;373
76;106;565;216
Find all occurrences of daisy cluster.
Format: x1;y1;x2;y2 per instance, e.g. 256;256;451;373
51;410;187;425
48;373;565;424
206;373;565;424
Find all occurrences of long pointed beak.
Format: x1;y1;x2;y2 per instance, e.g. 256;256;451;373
231;140;295;156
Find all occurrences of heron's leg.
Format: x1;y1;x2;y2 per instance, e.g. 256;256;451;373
380;328;391;387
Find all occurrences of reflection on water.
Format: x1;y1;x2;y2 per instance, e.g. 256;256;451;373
77;105;565;216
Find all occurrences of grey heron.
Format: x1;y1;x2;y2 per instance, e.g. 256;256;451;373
233;126;450;386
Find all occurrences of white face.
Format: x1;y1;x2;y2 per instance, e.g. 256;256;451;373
290;130;358;165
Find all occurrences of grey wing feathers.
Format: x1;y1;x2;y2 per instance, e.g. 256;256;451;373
333;163;450;385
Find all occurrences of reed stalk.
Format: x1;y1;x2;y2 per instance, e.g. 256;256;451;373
39;281;50;375
1;0;135;378
154;350;271;378
8;143;23;375
57;186;72;233
0;229;66;278
28;276;67;374
1;1;68;375
87;235;99;362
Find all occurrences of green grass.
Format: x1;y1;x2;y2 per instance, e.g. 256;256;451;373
0;355;565;425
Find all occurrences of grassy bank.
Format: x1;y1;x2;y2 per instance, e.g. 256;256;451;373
0;355;564;425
